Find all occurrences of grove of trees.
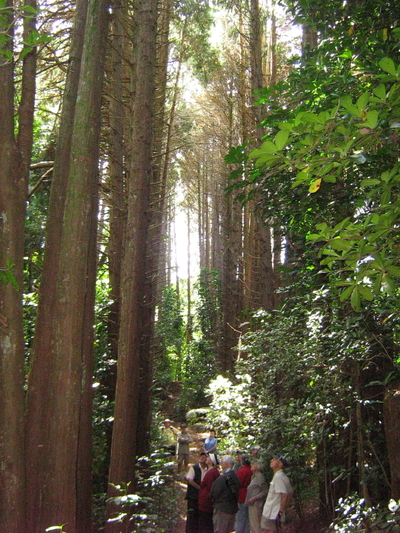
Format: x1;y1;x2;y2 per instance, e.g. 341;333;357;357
0;0;399;531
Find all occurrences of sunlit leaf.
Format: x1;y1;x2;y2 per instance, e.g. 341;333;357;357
274;129;290;150
309;178;322;193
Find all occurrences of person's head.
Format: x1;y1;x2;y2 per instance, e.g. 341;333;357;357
209;429;216;438
241;454;251;467
221;455;235;471
251;460;263;474
270;453;289;472
207;453;219;467
180;423;187;431
251;445;261;456
163;419;171;428
236;450;244;461
199;452;208;466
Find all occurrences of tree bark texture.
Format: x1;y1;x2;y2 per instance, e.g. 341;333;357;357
383;382;400;499
0;0;37;529
26;0;88;526
25;0;109;529
106;0;158;527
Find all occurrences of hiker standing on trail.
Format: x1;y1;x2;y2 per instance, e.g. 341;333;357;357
160;418;179;455
202;429;218;454
185;452;208;533
260;454;293;533
198;453;220;533
177;423;193;477
235;454;252;533
210;455;240;533
245;460;268;533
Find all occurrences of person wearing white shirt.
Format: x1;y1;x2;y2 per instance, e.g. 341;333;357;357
260;454;293;533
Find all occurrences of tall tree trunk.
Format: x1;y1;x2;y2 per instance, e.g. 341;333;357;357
0;0;37;529
105;0;128;405
106;0;158;528
26;0;109;529
383;381;400;499
26;0;88;527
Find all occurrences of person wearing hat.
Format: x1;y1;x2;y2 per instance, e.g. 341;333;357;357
160;419;179;455
198;453;221;533
177;423;193;478
260;454;293;533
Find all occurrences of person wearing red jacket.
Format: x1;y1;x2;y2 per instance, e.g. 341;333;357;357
198;453;220;533
235;454;252;533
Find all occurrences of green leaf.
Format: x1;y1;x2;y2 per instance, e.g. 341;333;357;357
356;92;369;110
278;122;293;131
379;57;397;76
365;110;379;129
350;286;361;311
373;84;386;100
361;178;381;186
274;129;290;151
358;285;374;301
259;140;277;154
340;285;353;302
330;238;352;251
254;154;281;168
387;266;400;277
340;95;361;117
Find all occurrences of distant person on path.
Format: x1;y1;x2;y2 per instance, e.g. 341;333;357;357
177;423;193;478
198;453;221;533
202;429;218;454
210;455;240;533
160;418;179;455
185;452;208;533
245;460;268;533
250;445;262;459
260;454;293;533
235;454;252;533
234;450;245;472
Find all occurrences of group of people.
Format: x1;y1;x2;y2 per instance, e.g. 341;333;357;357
160;420;293;533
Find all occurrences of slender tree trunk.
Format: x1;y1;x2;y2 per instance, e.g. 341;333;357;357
383;381;400;499
106;0;158;527
0;0;37;529
0;24;27;533
106;0;128;401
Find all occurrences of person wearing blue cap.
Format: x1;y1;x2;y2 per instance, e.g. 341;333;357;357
260;454;293;533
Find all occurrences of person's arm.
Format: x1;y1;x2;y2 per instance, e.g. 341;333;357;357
279;492;290;512
188;477;201;490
